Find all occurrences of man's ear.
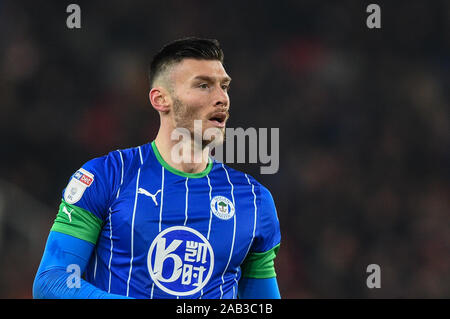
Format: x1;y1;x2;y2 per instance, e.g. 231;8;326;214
149;87;171;113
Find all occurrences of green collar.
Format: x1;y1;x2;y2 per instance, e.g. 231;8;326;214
151;141;213;178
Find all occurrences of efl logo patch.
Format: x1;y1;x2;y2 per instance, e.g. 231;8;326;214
147;226;214;296
73;169;94;186
64;168;94;204
210;196;235;220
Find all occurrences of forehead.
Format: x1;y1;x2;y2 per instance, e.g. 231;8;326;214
171;58;230;84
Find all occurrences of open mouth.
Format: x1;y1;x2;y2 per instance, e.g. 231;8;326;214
209;112;227;128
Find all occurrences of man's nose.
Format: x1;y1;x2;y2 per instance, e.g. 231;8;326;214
213;86;229;108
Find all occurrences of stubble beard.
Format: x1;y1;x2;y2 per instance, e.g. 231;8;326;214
172;96;225;149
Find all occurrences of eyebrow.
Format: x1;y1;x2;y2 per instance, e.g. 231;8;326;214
192;75;232;83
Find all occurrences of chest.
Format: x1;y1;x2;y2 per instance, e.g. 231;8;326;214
106;170;258;265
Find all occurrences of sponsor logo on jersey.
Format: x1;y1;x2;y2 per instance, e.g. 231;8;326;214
147;226;214;296
210;196;235;220
64;168;94;204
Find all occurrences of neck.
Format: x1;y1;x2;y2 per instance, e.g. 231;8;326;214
154;126;210;174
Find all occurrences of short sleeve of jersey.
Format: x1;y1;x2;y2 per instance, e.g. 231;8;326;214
50;151;122;244
241;184;281;279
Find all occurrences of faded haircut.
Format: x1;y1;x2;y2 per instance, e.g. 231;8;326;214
148;37;224;89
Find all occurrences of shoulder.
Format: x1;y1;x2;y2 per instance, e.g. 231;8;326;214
96;142;153;172
77;143;152;188
112;143;150;166
62;144;152;211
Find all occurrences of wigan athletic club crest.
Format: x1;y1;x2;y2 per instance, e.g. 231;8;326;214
210;196;235;220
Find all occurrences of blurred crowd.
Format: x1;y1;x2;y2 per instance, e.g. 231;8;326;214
0;1;449;298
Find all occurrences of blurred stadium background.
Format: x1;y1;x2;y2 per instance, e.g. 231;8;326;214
0;1;449;298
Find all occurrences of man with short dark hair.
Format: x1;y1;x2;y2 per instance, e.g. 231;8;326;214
33;37;281;299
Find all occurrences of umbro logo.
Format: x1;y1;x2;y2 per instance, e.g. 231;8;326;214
138;188;161;206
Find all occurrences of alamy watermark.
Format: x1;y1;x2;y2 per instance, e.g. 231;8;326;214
66;4;81;29
66;264;81;288
366;264;381;289
170;121;279;174
67;4;381;30
366;4;381;29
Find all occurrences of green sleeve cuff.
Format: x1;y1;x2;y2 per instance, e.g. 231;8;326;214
241;244;280;279
50;199;103;244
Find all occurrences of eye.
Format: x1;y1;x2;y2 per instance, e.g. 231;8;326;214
199;83;209;89
222;84;230;91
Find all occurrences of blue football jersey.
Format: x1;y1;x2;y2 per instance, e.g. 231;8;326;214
51;141;281;299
